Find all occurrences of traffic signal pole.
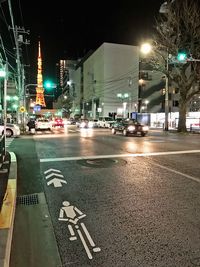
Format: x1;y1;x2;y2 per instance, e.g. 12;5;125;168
164;51;169;131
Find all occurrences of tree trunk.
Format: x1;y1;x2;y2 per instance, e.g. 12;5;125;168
177;100;187;132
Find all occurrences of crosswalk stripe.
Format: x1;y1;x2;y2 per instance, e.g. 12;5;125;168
5;138;14;148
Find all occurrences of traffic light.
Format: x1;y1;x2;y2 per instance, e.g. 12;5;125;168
177;50;187;62
44;80;53;89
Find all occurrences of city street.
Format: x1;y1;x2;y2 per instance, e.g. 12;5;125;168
8;128;200;267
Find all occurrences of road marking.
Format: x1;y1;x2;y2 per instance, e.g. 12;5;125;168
77;229;93;259
151;162;200;183
58;201;100;260
45;173;64;179
44;168;61;174
5;138;14;148
40;149;200;162
47;178;67;187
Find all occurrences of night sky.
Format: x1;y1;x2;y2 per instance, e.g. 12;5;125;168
1;0;165;83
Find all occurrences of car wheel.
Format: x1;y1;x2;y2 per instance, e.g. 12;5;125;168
141;132;146;137
123;129;127;136
5;129;13;137
111;128;116;134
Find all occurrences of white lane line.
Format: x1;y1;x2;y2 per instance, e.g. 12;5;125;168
40;150;200;162
151;162;200;183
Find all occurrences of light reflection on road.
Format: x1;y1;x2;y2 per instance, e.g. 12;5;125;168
79;128;94;137
124;139;154;153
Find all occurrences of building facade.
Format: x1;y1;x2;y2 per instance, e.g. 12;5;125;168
54;42;184;120
71;42;139;119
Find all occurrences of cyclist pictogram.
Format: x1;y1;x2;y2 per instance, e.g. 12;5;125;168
58;201;101;260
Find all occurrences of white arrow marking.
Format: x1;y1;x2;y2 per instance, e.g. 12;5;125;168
44;168;61;174
47;178;67;187
45;173;64;179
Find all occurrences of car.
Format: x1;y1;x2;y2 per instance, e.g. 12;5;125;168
97;117;115;128
0;122;20;137
52;118;64;127
190;123;200;132
88;119;98;128
111;119;149;137
35;118;52;130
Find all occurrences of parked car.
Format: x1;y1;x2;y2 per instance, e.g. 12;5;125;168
111;119;149;136
0;122;20;137
35;118;52;130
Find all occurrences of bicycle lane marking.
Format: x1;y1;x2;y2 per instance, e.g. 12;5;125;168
58;201;101;260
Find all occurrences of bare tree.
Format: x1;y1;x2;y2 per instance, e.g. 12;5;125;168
151;0;200;132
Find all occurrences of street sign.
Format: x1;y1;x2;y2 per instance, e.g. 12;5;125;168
33;105;41;112
19;106;26;113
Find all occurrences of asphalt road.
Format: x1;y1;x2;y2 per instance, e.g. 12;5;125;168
8;128;200;267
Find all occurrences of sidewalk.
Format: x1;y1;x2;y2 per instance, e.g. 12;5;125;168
0;152;17;267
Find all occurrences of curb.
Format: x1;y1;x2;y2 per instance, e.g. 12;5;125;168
0;152;17;267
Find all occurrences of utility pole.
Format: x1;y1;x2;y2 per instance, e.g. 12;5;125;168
13;26;30;105
8;0;21;99
8;0;30;126
164;51;169;131
9;26;30;127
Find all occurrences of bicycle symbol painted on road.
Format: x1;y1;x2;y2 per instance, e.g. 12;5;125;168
58;201;101;260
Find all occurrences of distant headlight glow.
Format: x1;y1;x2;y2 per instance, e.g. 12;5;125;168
80;122;87;128
88;121;94;128
142;126;149;131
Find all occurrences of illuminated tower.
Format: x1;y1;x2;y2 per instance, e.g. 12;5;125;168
35;41;46;107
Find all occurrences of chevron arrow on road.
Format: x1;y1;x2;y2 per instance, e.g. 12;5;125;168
44;168;61;174
47;178;67;188
45;173;64;179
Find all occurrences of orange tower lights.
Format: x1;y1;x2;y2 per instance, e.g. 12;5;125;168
35;41;46;107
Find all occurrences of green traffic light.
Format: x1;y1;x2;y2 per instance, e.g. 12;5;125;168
177;52;187;62
44;80;53;89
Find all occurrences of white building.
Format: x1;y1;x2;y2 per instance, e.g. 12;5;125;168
81;42;139;119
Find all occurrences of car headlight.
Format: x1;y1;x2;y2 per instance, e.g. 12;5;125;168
142;126;149;131
127;126;135;131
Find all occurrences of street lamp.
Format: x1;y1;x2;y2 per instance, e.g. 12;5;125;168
140;42;169;130
140;43;152;55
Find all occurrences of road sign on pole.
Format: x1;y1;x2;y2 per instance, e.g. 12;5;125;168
19;106;26;113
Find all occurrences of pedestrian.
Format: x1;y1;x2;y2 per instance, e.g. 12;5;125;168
27;119;35;133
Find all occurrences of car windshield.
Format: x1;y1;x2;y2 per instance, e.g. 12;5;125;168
37;119;49;122
105;118;113;121
122;119;138;125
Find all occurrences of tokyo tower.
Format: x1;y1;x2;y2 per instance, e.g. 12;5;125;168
35;41;46;107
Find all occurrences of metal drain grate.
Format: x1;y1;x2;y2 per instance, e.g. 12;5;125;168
17;194;39;206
